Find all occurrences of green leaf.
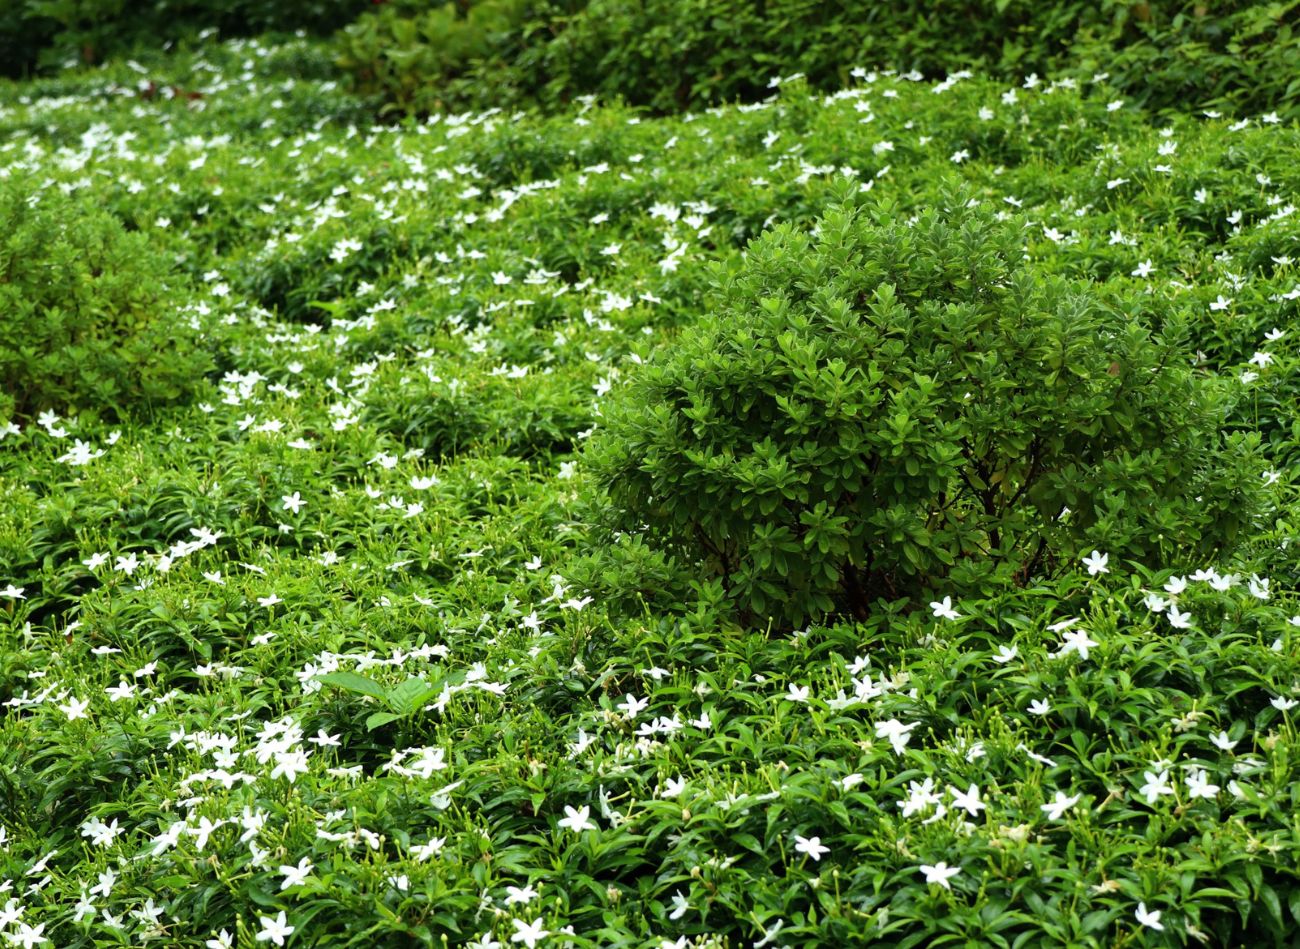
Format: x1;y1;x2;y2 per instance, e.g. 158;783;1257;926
365;711;402;731
317;671;388;702
386;676;440;715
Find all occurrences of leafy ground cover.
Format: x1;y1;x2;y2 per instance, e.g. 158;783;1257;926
2;36;1300;947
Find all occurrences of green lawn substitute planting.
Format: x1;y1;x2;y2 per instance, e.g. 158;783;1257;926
1;37;1300;947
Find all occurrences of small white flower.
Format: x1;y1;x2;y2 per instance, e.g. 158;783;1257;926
784;683;810;703
1209;730;1238;752
991;644;1018;664
1135;902;1164;931
929;596;960;620
1081;550;1109;575
557;805;597;834
510;917;549;948
1137;769;1174;804
1040;791;1080;821
255;911;295;946
793;834;830;861
918;861;961;889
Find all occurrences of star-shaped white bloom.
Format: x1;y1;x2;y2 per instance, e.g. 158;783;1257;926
1135;902;1164;931
255;911;294;946
991;645;1018;664
1210;730;1238;752
874;718;918;755
557;805;596;834
278;856;313;890
7;922;47;948
919;862;961;889
1040;791;1081;821
1137;769;1174;804
929;596;960;620
948;783;986;817
509;917;549;948
59;696;90;721
1185;769;1220;800
1081;550;1109;575
1058;628;1099;661
793;834;830;861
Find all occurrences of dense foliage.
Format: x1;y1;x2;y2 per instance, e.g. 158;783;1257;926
0;0;367;76
585;190;1268;626
337;0;1300;118
0;179;210;423
1;28;1300;949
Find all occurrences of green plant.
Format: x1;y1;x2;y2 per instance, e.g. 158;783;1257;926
334;0;534;115
584;184;1268;627
0;179;210;422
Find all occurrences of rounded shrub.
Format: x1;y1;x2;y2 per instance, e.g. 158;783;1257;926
0;180;210;423
582;186;1268;628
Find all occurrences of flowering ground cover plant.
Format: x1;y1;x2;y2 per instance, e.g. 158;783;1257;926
1;36;1300;948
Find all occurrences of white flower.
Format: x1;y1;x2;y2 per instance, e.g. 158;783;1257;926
668;890;691;920
1185;769;1220;800
1081;550;1109;575
557;805;597;834
1143;592;1168;613
1167;606;1193;629
504;884;538;905
929;596;960;620
1135;902;1164;931
1271;695;1298;711
281;492;305;514
255;911;295;946
1058;628;1099;661
991;644;1018;664
874;718;919;755
793;834;830;861
1137;769;1174;804
278;856;313;890
6;923;47;948
1210;730;1238;752
948;783;986;817
919;862;961;889
509;917;549;948
1028;698;1052;716
59;696;90;721
784;683;810;703
1040;791;1081;821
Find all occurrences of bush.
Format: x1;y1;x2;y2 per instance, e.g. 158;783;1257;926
0;180;210;422
340;1;1300;120
334;0;537;115
2;0;369;77
583;185;1268;628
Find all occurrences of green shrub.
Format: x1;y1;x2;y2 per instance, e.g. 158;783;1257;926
2;0;368;76
583;185;1268;628
334;0;536;115
0;180;210;422
340;1;1300;120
